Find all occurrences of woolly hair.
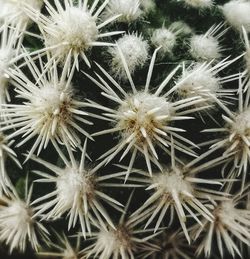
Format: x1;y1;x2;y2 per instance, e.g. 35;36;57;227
184;0;214;9
30;140;128;238
108;33;149;80
141;0;156;13
0;0;43;28
0;185;49;253
192;187;250;258
151;27;177;58
82;192;159;259
175;57;241;118
130;147;225;244
169;21;193;36
221;0;250;32
176;62;220;107
102;0;143;23
189;23;227;61
25;0;122;69
190;35;220;61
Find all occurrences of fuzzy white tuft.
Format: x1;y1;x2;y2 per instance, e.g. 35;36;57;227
222;0;250;32
175;57;241;117
170;21;193;36
190;35;220;61
83;192;158;258
26;0;122;69
151;28;177;57
232;108;250;136
0;0;43;28
0;188;49;253
0;54;92;161
131;158;220;243
89;226;134;258
103;0;142;23
184;0;214;9
31;140;124;238
192;188;250;258
176;63;220;107
189;24;227;61
45;7;98;63
108;33;149;80
141;0;156;13
115;91;176;153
